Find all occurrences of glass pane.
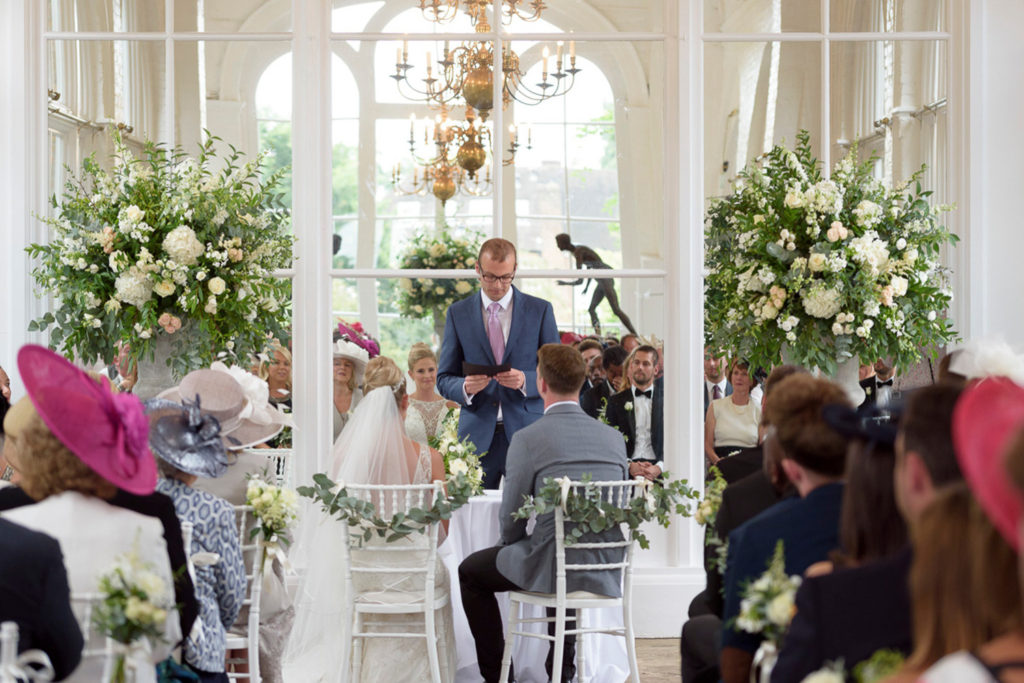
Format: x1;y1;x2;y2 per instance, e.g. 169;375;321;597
382;5;481;34
830;40;948;190
513;41;661;271
376;219;485;270
181;0;293;32
704;41;822;198
830;0;947;33
48;40;166;143
704;0;821;33
332;1;386;33
174;40;291;162
49;0;165;32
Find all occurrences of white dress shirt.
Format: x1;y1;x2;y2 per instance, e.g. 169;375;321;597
464;288;523;419
631;385;660;468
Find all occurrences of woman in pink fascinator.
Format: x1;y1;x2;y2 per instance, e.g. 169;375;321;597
0;345;180;682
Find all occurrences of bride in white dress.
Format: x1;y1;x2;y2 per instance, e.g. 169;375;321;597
404;342;456;446
283;356;455;683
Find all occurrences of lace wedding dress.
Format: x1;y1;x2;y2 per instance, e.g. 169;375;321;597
283;388;454;683
405;397;449;445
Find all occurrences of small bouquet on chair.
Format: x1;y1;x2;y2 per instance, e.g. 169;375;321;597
246;474;300;567
733;540;802;683
93;547;175;683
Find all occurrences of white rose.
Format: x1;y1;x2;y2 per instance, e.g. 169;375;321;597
208;276;227;295
124;205;145;222
832;322;844;335
927;311;937;321
196;270;207;281
449;459;469;476
891;275;909;298
455;280;473;294
784;189;804;208
766;592;795;627
802;671;845;683
808;253;827;272
896;237;907;250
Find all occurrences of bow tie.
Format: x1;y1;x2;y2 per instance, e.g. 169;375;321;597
634;389;653;399
877;379;894;388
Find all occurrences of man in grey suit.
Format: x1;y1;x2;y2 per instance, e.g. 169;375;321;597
459;343;629;683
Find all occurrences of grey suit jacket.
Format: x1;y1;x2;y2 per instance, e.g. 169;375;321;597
496;402;630;597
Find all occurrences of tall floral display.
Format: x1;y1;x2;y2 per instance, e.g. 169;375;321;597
28;134;293;392
704;131;957;395
396;226;481;342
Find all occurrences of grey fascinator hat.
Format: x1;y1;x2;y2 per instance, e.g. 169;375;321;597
145;397;231;478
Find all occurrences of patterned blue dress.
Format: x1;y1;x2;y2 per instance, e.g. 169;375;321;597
156;478;245;673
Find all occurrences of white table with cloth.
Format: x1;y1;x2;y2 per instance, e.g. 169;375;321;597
439;490;631;683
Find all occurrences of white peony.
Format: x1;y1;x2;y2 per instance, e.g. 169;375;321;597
153;280;175;297
890;275;909;297
123;205;145;223
449;459;469;475
114;268;153;308
832;322;844;335
208;276;227;295
162;226;205;266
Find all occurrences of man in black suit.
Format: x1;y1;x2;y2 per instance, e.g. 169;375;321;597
771;382;965;682
0;517;83;680
703;348;732;415
581;345;628;418
606;345;663;480
577;339;605;401
859;358;898;409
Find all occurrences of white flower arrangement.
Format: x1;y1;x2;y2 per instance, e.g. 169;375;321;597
705;131;958;373
28;133;294;377
246;474;300;548
429;407;485;495
735;540;802;644
396;225;481;320
694;466;727;527
93;542;175;682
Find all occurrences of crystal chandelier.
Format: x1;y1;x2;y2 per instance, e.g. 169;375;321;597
391;16;580;117
417;0;546;27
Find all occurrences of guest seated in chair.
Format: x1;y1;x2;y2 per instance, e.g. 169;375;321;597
0;517;83;681
718;374;850;683
581;344;628;418
459;344;629;683
146;393;246;683
0;345;180;682
605;345;664;481
704;359;761;468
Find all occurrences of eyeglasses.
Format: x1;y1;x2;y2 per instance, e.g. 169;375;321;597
480;272;515;284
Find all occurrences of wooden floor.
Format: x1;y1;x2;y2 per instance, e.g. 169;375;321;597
636;638;680;682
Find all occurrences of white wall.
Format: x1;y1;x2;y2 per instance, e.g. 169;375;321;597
970;0;1024;344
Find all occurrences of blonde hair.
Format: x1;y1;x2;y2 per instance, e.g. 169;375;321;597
407;342;437;371
16;410;116;501
363;356;407;409
258;343;292;384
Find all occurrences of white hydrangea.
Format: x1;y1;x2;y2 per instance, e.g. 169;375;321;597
852;200;883;228
757;266;776;286
864;300;881;317
802;180;844;215
162;226;205;266
115;268;152;308
801;284;843;319
849;232;891;277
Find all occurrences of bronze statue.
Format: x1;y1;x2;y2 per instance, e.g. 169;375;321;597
555;233;638;336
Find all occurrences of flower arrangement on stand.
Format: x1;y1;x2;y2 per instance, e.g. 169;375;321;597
704;131;958;387
734;540;803;683
396;226;482;341
92;544;175;683
428;407;485;495
27;133;294;379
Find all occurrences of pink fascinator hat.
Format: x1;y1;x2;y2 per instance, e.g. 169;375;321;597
952;376;1024;551
17;344;157;495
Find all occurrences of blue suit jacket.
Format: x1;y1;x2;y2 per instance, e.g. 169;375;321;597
436;286;559;453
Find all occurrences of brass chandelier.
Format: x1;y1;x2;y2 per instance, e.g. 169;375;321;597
392;105;533;205
417;0;546;28
391;16;580;117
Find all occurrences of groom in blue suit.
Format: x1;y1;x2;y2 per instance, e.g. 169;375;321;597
437;238;560;489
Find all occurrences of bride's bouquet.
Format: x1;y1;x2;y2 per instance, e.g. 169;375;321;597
429;407;484;495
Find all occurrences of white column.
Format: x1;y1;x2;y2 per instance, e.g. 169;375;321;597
290;0;335;484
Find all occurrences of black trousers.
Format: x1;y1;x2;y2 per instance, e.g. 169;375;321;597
459;546;577;683
481;423;510;490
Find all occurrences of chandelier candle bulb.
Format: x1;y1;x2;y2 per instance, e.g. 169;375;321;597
402;40;408;62
556;41;564;72
570;40;575;60
542;46;549;79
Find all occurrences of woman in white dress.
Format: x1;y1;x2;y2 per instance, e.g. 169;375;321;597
404;342;457;446
285;356;454;683
704;358;762;465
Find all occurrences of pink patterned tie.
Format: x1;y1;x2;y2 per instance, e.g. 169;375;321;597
487;302;505;364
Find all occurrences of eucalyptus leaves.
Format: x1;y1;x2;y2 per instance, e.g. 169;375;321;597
512;474;699;550
297;471;477;544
